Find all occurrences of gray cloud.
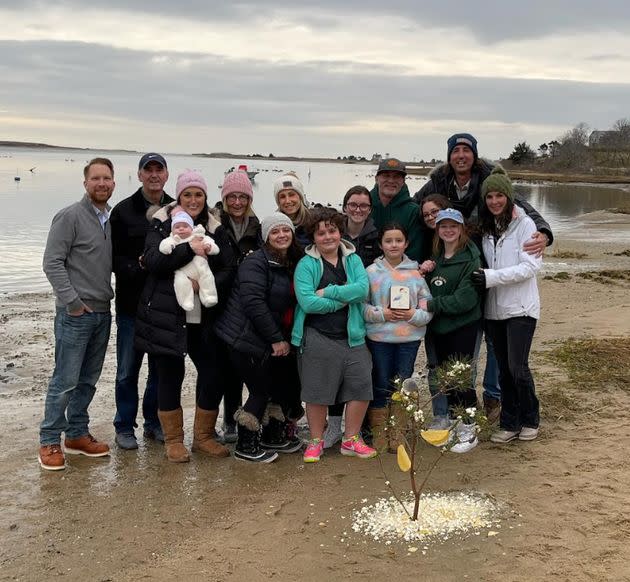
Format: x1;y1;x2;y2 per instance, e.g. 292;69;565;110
1;40;628;134
8;0;630;42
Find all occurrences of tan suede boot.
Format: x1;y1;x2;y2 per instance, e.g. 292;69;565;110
192;407;230;458
158;408;190;463
367;408;389;453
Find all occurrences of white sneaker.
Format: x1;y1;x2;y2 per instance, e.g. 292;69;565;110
490;429;520;443
323;416;343;449
518;427;539;441
450;422;478;454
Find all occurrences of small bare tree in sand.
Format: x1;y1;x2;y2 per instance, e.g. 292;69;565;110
379;358;488;521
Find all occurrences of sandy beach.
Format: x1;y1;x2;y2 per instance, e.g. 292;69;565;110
1;211;629;582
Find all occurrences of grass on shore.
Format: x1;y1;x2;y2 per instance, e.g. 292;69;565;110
549;249;588;259
540;337;630;420
543;269;630;285
608;206;630;214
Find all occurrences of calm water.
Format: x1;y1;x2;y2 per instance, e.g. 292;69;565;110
1;147;629;293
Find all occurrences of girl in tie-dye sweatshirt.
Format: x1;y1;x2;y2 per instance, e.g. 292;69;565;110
363;223;432;449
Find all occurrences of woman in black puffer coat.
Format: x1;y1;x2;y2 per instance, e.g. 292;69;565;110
215;212;304;463
135;170;237;463
210;171;262;443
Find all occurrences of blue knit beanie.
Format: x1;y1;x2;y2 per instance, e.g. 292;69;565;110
447;133;478;161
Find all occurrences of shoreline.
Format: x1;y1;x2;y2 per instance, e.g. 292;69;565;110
4;142;630;186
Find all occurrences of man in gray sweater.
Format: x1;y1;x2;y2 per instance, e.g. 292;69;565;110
38;157;116;471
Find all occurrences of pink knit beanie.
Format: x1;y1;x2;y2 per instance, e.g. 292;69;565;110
221;170;253;200
175;169;207;199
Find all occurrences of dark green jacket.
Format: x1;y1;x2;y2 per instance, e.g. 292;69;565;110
369;184;423;261
426;241;481;335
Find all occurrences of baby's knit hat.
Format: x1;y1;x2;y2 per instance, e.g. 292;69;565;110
175;169;207;198
171;211;194;229
221;170;253;200
273;172;305;204
261;212;295;242
481;166;514;200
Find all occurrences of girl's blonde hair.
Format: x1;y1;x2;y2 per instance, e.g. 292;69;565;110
432;222;470;257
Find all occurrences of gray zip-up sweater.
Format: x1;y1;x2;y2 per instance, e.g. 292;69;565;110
43;194;113;312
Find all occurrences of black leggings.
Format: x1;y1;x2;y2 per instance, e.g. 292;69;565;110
486;317;539;430
155;325;223;412
217;340;243;425
228;349;302;422
432;320;480;410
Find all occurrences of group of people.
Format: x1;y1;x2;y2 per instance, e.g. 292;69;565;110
37;132;550;471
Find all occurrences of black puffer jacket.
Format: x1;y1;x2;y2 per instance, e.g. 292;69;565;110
213;208;261;264
343;216;380;267
135;206;237;358
110;187;174;315
214;247;296;359
413;160;553;244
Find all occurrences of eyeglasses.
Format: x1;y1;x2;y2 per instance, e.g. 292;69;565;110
346;203;371;212
225;194;250;204
422;209;440;220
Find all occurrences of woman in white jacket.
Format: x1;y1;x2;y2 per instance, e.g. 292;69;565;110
471;167;541;443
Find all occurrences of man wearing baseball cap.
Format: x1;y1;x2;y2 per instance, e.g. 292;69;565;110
109;153;174;450
369;158;423;261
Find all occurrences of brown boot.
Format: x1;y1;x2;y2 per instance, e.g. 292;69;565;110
157;408;190;463
367;408;389;453
192;407;230;458
483;395;501;425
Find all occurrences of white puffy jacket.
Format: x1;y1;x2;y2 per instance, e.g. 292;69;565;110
482;206;541;320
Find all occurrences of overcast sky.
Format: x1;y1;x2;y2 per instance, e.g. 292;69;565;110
1;1;629;160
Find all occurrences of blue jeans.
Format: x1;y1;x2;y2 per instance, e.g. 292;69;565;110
472;328;501;401
425;333;448;418
40;309;111;445
113;314;159;434
367;339;421;409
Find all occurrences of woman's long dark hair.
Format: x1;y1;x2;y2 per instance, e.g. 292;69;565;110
176;192;210;228
479;195;514;238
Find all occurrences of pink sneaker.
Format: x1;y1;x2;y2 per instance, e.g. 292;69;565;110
340;434;377;459
303;438;324;463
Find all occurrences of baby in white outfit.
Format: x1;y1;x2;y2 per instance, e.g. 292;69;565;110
159;209;220;311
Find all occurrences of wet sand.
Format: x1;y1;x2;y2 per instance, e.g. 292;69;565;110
1;212;629;581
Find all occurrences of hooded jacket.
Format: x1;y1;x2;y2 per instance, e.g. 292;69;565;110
363;255;433;343
215;247;297;359
413;160;553;244
134;204;237;358
343;216;380;268
369;184;423;261
482;206;541;320
426;240;482;335
291;240;368;348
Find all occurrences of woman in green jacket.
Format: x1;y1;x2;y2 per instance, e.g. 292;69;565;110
419;208;482;452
